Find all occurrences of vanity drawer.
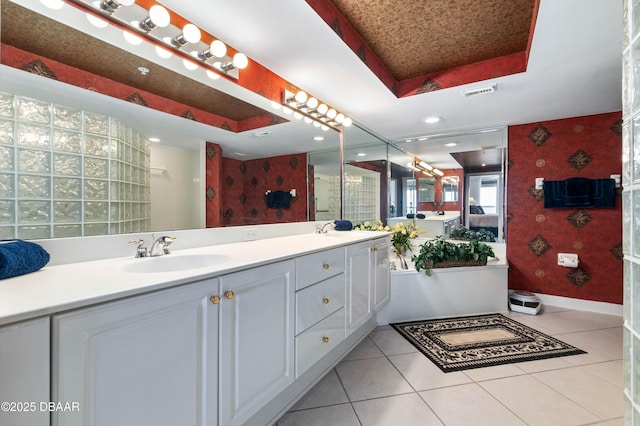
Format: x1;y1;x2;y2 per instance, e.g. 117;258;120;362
295;307;345;378
296;274;345;335
295;247;345;290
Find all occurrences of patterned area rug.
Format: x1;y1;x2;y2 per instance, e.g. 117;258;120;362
391;313;586;373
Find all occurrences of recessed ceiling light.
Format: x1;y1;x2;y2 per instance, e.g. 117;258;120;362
232;152;245;157
444;142;457;147
149;137;160;142
357;152;366;157
253;130;272;137
424;116;441;124
405;139;413;143
418;137;428;141
313;136;324;141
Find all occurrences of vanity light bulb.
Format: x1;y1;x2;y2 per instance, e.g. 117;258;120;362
40;0;64;10
342;117;352;127
182;24;202;44
123;27;143;45
87;13;109;28
295;91;308;104
321;125;329;131
183;59;198;71
232;53;249;70
206;70;220;80
312;121;321;128
304;117;313;124
210;40;227;58
326;109;337;120
148;5;171;28
155;41;173;58
307;97;319;109
335;113;345;124
282;106;293;115
317;104;328;115
271;101;281;110
119;0;135;5
294;112;303;120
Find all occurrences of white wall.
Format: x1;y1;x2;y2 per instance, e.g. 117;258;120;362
150;144;203;231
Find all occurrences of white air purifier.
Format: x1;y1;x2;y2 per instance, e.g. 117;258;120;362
508;290;542;315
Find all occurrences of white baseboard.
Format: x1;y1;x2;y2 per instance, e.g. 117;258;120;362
535;293;623;317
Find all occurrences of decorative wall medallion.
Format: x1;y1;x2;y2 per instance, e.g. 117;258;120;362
126;93;148;106
225;176;234;186
567;268;591;287
289;156;299;169
611;118;623;136
416;78;441;94
528;125;551;146
221;122;231;131
206;186;216;201
239;163;246;174
223;208;234;218
567;209;592;229
355;45;368;64
276;209;284;219
535;269;545;278
506;211;513;222
263;161;270;172
567;149;592;170
250;208;259;218
610;242;624;261
507;159;514;169
276;175;284;186
573;125;584;133
330;19;343;39
21;60;58;80
250;176;258;188
181;110;196;121
535;159;546;168
535;214;545;223
528;234;551;256
239;193;247;204
528;186;544;201
573;241;584;249
206;144;216;160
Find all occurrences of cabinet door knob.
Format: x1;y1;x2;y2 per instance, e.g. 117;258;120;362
224;290;235;300
322;298;330;305
322;263;330;270
372;247;378;252
210;295;221;305
322;336;329;343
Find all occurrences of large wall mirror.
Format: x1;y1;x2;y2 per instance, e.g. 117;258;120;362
0;0;391;239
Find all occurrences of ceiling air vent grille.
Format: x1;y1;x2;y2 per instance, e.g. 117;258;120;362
463;84;497;97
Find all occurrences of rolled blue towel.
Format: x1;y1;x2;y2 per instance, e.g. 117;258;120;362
0;240;50;280
334;220;353;231
406;214;415;219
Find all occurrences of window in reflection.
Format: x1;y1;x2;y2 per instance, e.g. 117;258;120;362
442;176;459;202
0;91;151;239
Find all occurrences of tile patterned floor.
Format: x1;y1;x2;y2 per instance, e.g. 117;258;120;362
277;306;624;426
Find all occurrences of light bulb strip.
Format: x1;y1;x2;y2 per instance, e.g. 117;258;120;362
63;0;248;80
282;90;351;130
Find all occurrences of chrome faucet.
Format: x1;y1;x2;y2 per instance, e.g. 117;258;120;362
315;222;335;234
129;238;149;258
149;234;175;256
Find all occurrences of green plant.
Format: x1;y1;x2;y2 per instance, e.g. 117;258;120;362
411;236;495;276
449;225;496;242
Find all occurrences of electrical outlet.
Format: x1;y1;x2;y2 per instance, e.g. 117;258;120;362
242;228;258;241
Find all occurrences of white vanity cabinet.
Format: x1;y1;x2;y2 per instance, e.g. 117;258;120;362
0;317;49;426
51;278;219;426
218;260;295;426
372;237;390;311
345;241;373;336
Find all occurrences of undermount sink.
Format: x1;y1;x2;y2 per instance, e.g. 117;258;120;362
122;253;230;273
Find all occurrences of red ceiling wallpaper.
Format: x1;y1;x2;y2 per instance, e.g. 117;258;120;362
507;112;623;304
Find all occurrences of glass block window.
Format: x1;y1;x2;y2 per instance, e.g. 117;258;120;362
0;91;150;239
623;0;640;423
343;164;380;225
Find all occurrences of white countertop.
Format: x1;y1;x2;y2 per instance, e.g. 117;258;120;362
0;231;386;326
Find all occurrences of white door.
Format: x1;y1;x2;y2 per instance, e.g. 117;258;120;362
346;241;372;335
52;279;219;426
373;237;390;310
219;260;295;426
0;317;49;426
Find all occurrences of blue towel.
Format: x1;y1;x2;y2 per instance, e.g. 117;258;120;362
416;213;426;219
544;178;616;208
334;220;353;231
0;240;50;280
266;190;290;209
406;214;415;219
565;177;591;206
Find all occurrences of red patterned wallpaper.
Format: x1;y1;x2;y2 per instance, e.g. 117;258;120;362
214;152;309;226
205;143;223;228
507;112;623;304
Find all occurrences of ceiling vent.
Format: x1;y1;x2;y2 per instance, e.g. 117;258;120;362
463;84;497;97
